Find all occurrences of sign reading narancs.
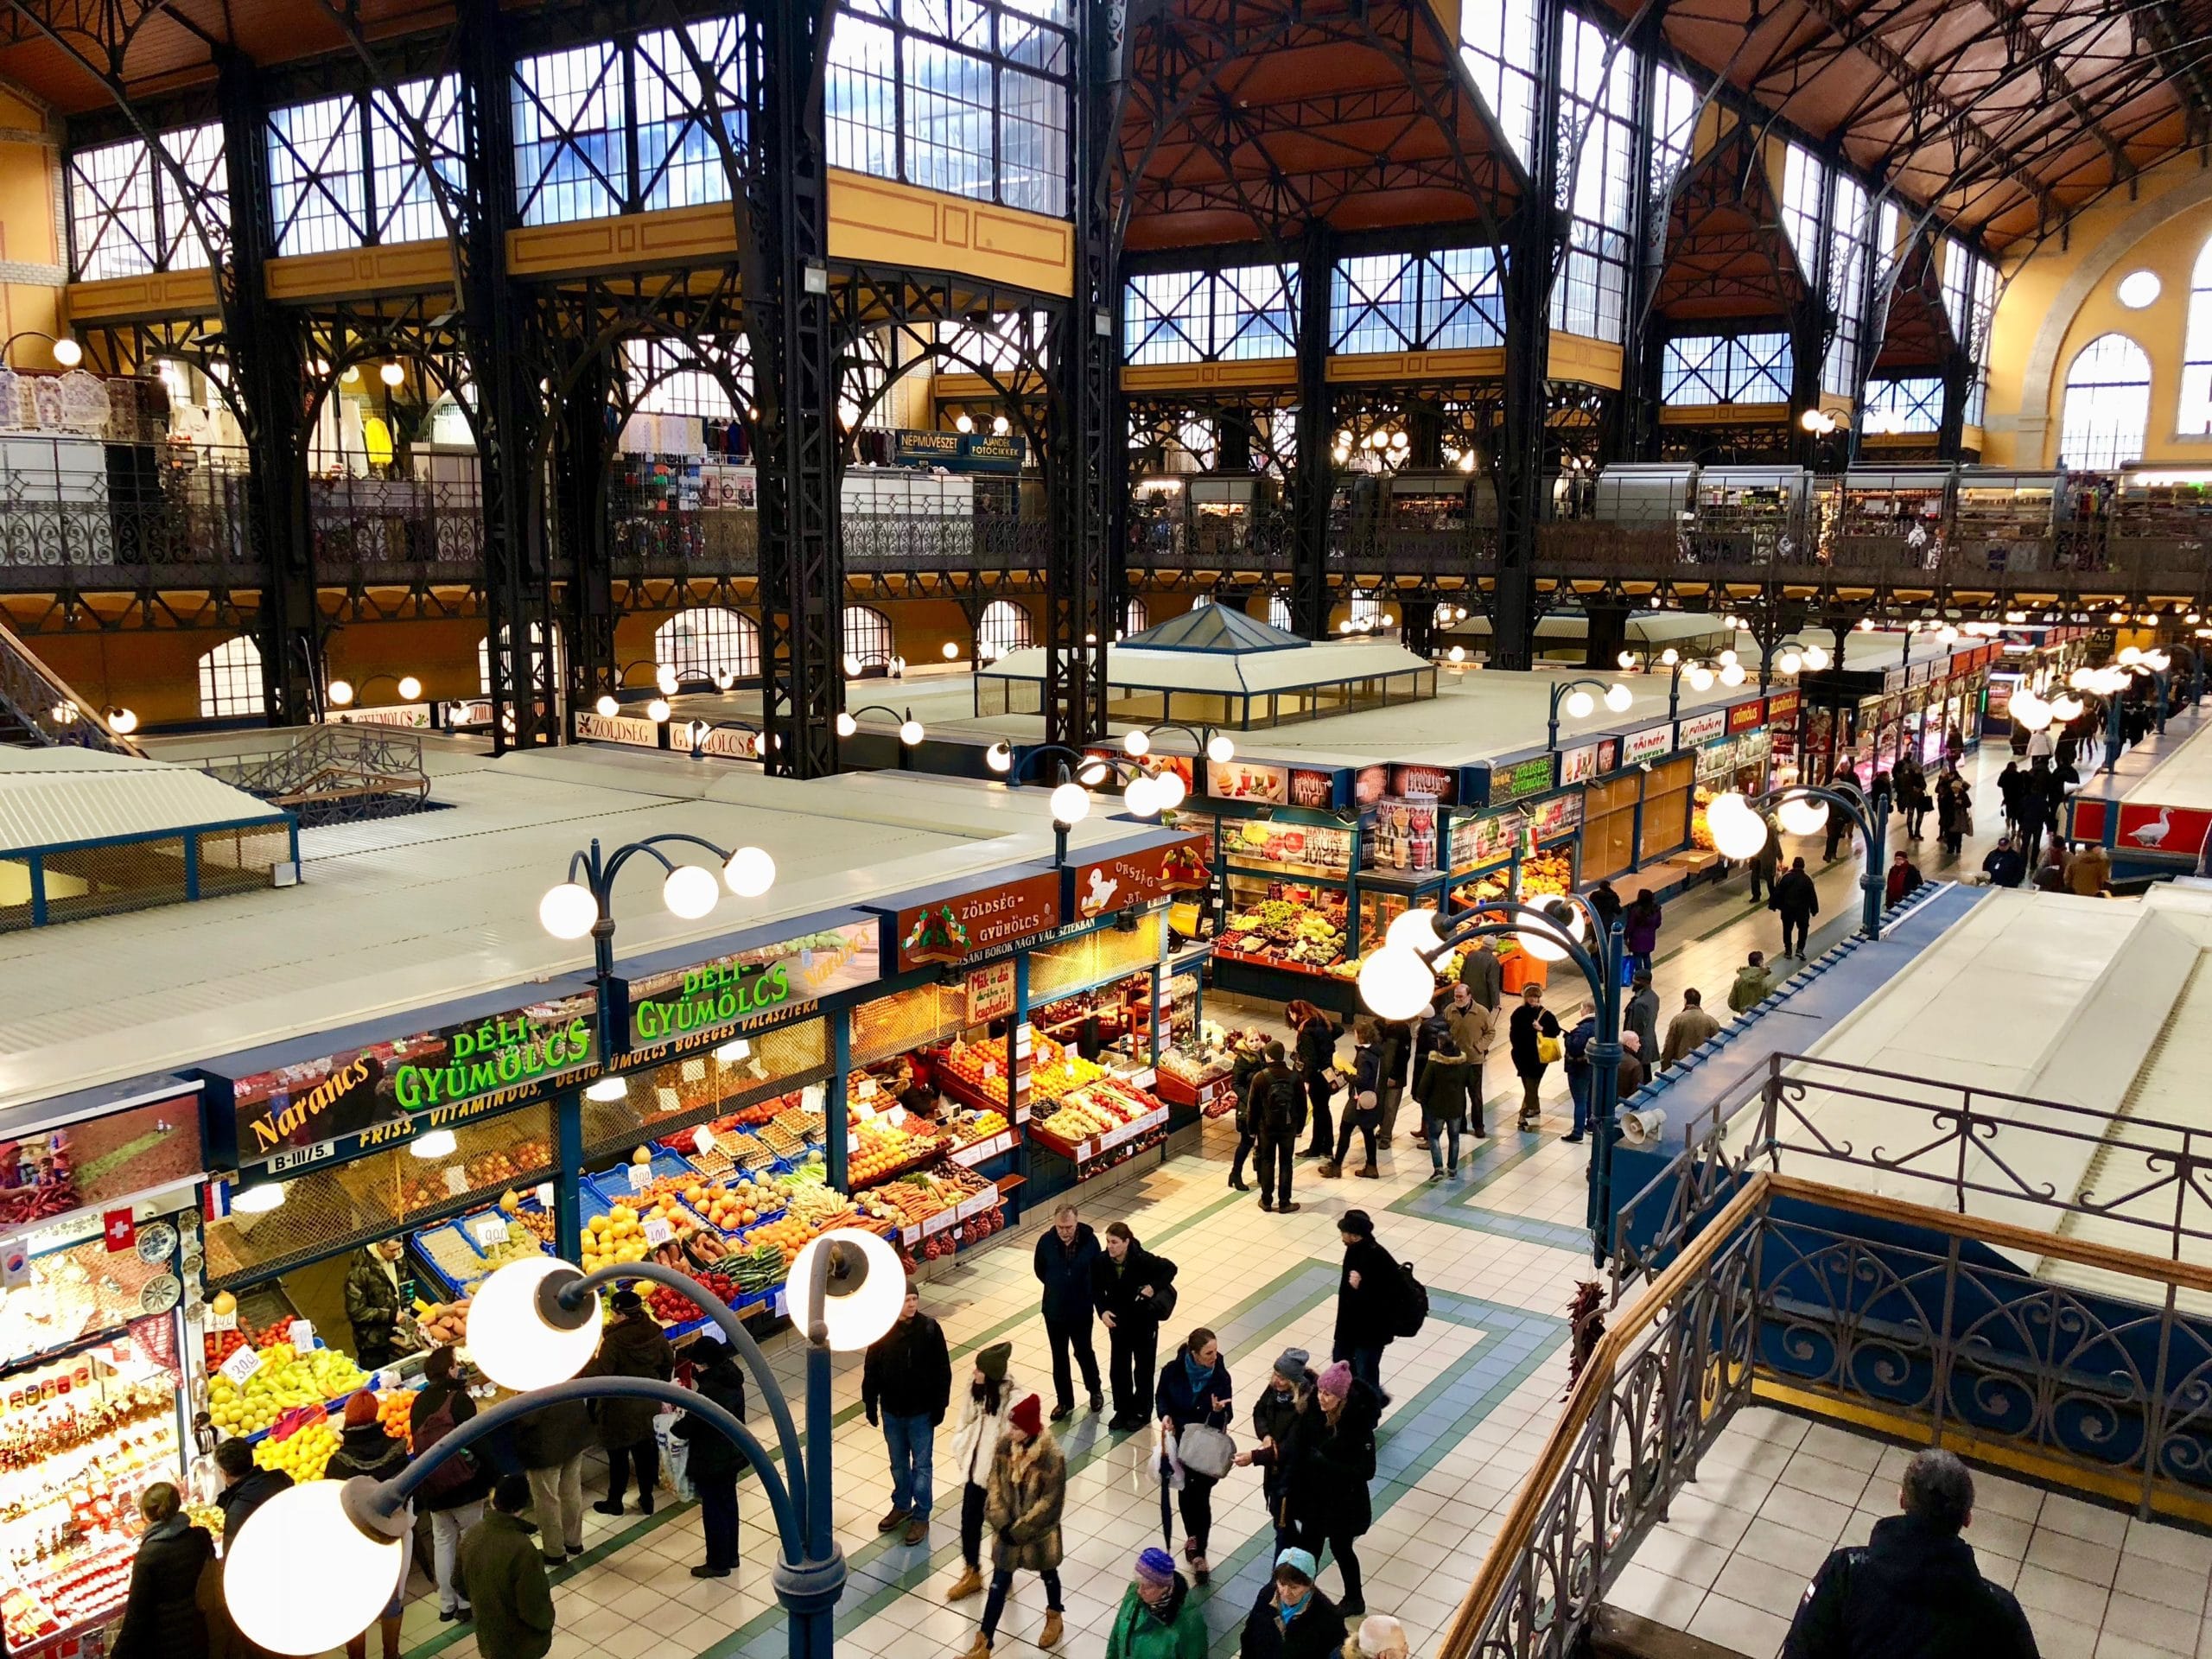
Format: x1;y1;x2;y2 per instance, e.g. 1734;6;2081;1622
623;920;879;1054
226;990;600;1165
893;872;1065;971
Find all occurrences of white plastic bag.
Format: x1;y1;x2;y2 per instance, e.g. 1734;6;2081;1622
653;1408;693;1502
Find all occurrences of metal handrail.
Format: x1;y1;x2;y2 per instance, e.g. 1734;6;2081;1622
0;612;142;754
200;725;428;817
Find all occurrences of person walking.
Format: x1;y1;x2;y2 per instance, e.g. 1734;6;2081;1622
1660;988;1722;1068
2064;841;2112;895
513;1393;592;1567
1623;970;1660;1061
111;1484;213;1659
1781;1449;2037;1659
1997;759;2026;841
965;1394;1067;1657
1936;767;1973;858
1869;769;1894;829
1747;819;1782;906
1033;1204;1105;1422
1727;950;1775;1014
1281;1361;1382;1619
1507;982;1560;1132
1105;1548;1208;1659
1239;1349;1313;1550
1885;849;1923;907
1771;856;1820;958
672;1330;749;1578
413;1344;493;1623
324;1394;411;1659
862;1278;953;1545
1249;1041;1306;1213
1348;1615;1414;1659
1457;938;1503;1012
1375;1017;1414;1148
1621;889;1663;976
1412;1031;1474;1176
1290;1002;1344;1160
1586;878;1623;936
1896;756;1929;841
587;1290;674;1521
343;1239;408;1369
1332;1211;1399;1397
1239;1548;1349;1659
1824;764;1857;861
1981;835;2026;888
1322;1019;1384;1179
1226;1033;1268;1192
1561;1013;1596;1145
1155;1326;1233;1584
459;1477;556;1659
944;1342;1019;1602
1095;1221;1178;1431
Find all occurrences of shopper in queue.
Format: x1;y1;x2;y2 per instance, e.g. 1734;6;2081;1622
944;1342;1019;1602
204;1438;289;1659
586;1290;674;1521
1457;936;1503;1011
1561;1010;1596;1145
1095;1220;1178;1431
1441;981;1496;1132
1332;1210;1399;1399
671;1330;749;1578
111;1483;213;1659
1248;1040;1306;1213
1507;982;1560;1132
1375;1015;1414;1147
413;1343;493;1623
1615;1029;1649;1096
1321;1017;1384;1179
1155;1325;1233;1585
1412;1028;1474;1175
862;1277;952;1545
964;1393;1067;1656
1238;1546;1351;1659
459;1476;557;1659
1033;1204;1104;1421
1288;1001;1344;1160
514;1391;593;1566
1105;1547;1207;1659
1226;1030;1269;1193
1238;1348;1313;1550
1621;888;1663;976
1624;970;1660;1060
325;1394;411;1659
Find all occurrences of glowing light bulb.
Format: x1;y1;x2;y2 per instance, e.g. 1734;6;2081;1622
1565;690;1594;720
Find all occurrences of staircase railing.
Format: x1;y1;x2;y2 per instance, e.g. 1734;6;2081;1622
0;613;143;754
198;724;429;820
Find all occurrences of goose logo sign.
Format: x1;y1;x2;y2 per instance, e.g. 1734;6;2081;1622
2070;800;2212;860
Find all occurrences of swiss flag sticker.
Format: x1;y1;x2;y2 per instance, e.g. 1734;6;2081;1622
103;1209;136;1252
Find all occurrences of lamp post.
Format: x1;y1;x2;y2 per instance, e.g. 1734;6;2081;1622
221;1236;903;1659
986;741;1169;864
538;834;778;1058
1118;721;1237;767
1706;784;1885;939
325;671;424;710
1631;652;1751;721
836;704;926;767
0;328;81;368
1545;676;1635;750
1759;636;1831;694
1356;898;1625;1263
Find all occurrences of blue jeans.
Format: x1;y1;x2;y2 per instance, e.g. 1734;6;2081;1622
883;1412;935;1518
1334;1343;1384;1395
1567;1068;1591;1137
1426;1116;1461;1172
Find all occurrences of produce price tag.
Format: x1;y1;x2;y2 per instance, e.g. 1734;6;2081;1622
955;1191;996;1223
1127;1069;1158;1090
219;1343;262;1386
950;1131;1012;1168
442;1166;468;1197
468;1215;509;1249
207;1306;238;1332
641;1217;674;1247
535;1182;554;1207
289;1319;316;1354
921;1208;957;1237
692;1127;718;1156
899;1222;923;1248
626;1163;652;1192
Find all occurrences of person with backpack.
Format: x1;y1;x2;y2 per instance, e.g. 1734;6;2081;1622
1095;1222;1178;1431
411;1344;493;1623
1560;1013;1596;1145
672;1330;749;1578
1248;1041;1306;1214
1155;1326;1234;1585
587;1288;676;1517
1331;1211;1402;1398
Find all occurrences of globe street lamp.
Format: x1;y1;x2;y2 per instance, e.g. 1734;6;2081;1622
1653;653;1749;720
1546;677;1635;750
1356;895;1626;1263
1705;782;1885;938
1761;636;1831;691
1118;721;1237;768
987;741;1168;863
224;1232;903;1659
835;704;926;767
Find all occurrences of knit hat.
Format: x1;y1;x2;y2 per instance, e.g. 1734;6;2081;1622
1135;1547;1177;1589
1274;1546;1319;1583
1271;1346;1310;1382
1009;1393;1043;1437
1357;1614;1411;1657
342;1391;380;1428
1317;1360;1353;1396
1340;1209;1374;1238
976;1341;1013;1384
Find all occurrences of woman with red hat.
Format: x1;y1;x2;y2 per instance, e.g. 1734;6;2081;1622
324;1392;414;1659
962;1394;1067;1658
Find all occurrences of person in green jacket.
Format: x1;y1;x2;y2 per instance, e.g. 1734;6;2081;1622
457;1477;556;1659
1105;1548;1208;1659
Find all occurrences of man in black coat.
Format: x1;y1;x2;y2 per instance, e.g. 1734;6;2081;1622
861;1280;952;1545
1981;836;2027;889
1093;1221;1178;1431
1771;856;1821;959
1032;1204;1104;1421
1331;1210;1399;1398
673;1332;750;1577
1783;1448;2037;1659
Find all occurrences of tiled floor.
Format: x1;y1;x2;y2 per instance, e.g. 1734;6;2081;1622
1609;1407;2212;1659
358;747;2101;1659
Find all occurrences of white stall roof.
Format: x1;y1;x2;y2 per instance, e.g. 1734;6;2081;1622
980;635;1430;696
0;747;285;853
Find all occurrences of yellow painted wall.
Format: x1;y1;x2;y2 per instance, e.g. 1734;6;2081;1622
0;84;67;371
1983;151;2212;467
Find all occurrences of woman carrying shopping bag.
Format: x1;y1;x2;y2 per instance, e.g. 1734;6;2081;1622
1154;1327;1234;1584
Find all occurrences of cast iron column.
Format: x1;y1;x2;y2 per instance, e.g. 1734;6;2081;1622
558;353;615;724
1290;228;1334;639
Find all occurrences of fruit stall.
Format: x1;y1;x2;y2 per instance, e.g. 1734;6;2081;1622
1024;1073;1175;1187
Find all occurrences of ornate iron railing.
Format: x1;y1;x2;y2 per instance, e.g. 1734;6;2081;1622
0;613;143;753
200;725;429;823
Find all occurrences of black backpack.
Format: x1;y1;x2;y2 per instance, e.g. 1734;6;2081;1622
1261;1070;1306;1139
1392;1259;1429;1339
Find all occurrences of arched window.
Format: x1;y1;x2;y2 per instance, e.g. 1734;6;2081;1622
1268;593;1293;630
1190;593;1214;609
842;605;893;672
1122;596;1148;635
1349;591;1384;630
654;608;759;686
479;624;566;697
2059;334;2151;471
199;635;262;719
2181;241;2212;435
977;600;1033;660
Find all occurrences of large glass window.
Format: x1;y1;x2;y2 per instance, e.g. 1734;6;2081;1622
1649;65;1697;198
1554;9;1635;342
2179;238;2212;435
1661;332;1793;405
823;0;1071;217
656;608;760;683
977;600;1033;659
199;636;263;719
268;79;466;256
1780;143;1824;267
1823;175;1872;398
842;605;894;670
513;44;628;224
370;77;467;246
268;94;366;256
69;124;230;282
1862;376;1943;435
624;338;750;418
1123;265;1298;364
2059;334;2151;471
1459;0;1541;168
1331;248;1504;353
636;22;748;213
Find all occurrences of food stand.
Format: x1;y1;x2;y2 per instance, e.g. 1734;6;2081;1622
1;1079;205;1655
